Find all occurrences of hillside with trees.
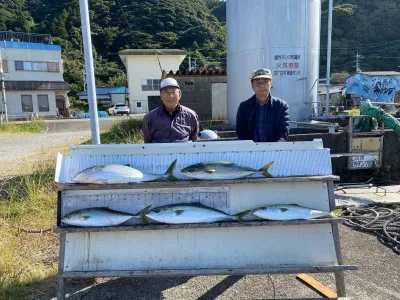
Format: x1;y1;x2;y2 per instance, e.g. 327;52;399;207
0;0;399;99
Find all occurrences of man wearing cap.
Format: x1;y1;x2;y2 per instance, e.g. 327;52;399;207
142;78;199;143
236;68;289;142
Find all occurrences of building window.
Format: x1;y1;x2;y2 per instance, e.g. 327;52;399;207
15;61;23;70
141;79;161;91
21;95;33;112
38;95;49;112
15;61;60;72
183;81;194;91
137;102;141;108
1;60;8;73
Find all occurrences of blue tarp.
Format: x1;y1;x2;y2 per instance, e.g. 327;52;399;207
76;111;107;119
346;73;400;102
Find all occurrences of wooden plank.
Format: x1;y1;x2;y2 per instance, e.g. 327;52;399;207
57;233;66;300
62;225;340;272
57;175;340;191
55;218;345;233
332;222;347;297
68;140;326;155
327;181;336;211
62;265;358;278
296;273;337;298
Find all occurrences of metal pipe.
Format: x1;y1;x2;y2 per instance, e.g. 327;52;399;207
79;0;100;144
0;58;8;123
325;0;333;117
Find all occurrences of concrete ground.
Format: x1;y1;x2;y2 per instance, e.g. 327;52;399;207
33;186;399;300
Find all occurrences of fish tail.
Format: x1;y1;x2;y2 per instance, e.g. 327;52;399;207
258;161;274;178
234;210;251;221
164;159;178;181
136;205;152;224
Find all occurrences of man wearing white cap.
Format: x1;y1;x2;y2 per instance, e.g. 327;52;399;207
236;68;289;142
142;77;199;143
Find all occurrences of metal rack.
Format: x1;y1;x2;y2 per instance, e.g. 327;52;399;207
347;115;384;170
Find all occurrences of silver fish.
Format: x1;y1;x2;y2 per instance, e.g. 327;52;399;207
253;204;331;221
72;159;177;184
181;161;274;180
61;207;135;227
142;203;249;224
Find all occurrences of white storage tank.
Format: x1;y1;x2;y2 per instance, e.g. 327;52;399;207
227;0;321;123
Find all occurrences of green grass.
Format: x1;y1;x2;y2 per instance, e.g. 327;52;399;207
91;117;144;144
0;117;146;299
0;162;58;300
0;119;45;134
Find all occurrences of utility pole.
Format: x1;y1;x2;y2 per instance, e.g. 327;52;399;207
325;0;333;117
79;0;100;144
0;57;8;123
188;56;192;71
355;51;363;73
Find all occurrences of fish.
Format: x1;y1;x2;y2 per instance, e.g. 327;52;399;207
252;204;332;221
141;203;250;224
181;161;274;180
71;159;177;184
61;207;135;227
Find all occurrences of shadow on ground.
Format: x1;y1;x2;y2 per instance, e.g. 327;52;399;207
31;276;247;300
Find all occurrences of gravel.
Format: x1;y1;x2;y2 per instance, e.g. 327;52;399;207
0;131;90;178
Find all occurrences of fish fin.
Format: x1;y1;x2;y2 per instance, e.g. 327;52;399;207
175;210;185;216
164;159;178;181
205;168;216;174
258;161;274;178
137;205;152;224
234;210;251;222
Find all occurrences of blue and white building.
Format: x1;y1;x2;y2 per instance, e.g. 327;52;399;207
77;86;128;106
0;31;70;118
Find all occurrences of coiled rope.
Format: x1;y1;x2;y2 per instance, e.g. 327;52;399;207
338;206;400;254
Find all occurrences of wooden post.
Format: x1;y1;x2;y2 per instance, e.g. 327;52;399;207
332;222;346;297
57;232;66;300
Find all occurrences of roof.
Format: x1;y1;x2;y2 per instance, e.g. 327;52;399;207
0;41;61;51
356;71;400;76
5;81;69;91
119;49;186;56
77;86;128;96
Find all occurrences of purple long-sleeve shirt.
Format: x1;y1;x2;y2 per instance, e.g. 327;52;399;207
142;105;199;143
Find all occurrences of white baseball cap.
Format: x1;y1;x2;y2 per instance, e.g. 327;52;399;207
160;78;180;90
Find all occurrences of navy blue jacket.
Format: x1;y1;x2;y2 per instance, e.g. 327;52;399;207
236;94;289;142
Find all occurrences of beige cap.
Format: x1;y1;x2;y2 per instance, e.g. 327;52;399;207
250;68;272;80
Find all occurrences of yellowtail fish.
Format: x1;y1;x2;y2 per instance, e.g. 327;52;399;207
62;207;135;227
181;161;274;180
253;204;331;221
141;203;250;224
72;159;177;184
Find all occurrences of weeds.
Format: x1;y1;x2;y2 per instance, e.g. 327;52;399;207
91;117;144;144
0;119;45;134
0;161;58;299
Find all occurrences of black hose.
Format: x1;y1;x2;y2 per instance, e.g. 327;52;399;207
338;206;400;254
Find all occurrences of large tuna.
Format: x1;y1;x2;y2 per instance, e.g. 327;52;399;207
71;159;177;184
181;161;274;180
